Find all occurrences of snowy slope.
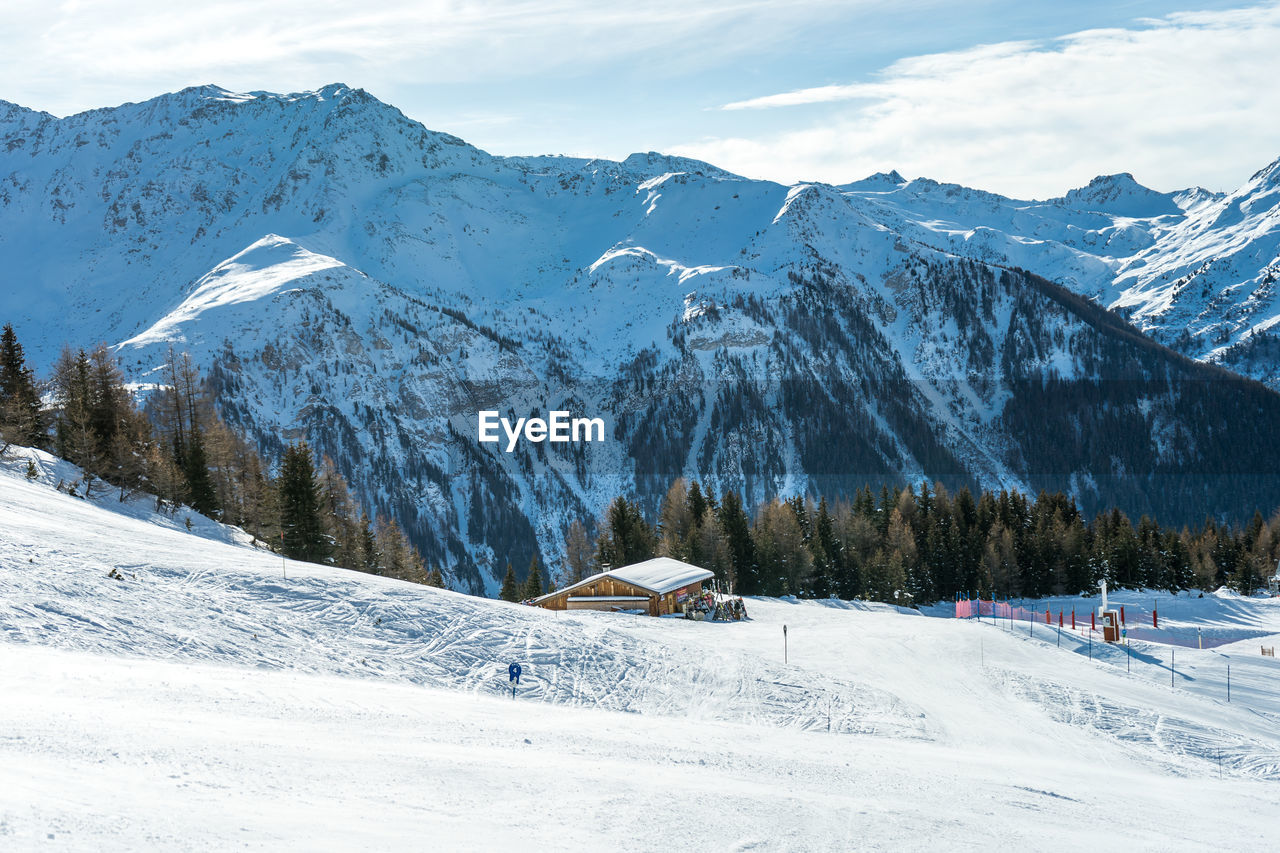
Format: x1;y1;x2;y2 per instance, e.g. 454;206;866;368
0;447;905;732
3;453;1280;849
4;85;1280;592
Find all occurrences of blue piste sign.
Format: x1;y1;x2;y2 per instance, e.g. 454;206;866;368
508;662;522;684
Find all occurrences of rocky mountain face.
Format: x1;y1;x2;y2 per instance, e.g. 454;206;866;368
3;85;1279;593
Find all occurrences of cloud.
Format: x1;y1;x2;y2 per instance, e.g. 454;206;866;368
675;3;1280;197
0;0;858;116
721;83;884;111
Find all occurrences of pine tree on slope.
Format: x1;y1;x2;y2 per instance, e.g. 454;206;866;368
279;442;329;564
183;423;220;518
0;324;44;449
499;563;520;601
522;556;543;600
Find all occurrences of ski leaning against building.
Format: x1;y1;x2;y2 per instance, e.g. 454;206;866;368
533;557;713;616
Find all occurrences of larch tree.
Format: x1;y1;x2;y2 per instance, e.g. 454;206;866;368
559;519;593;588
692;507;733;588
657;478;694;561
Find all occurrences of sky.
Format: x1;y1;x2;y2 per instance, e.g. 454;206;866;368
2;0;1278;197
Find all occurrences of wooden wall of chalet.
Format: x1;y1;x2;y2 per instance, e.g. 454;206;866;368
536;578;708;618
536;576;658;615
657;581;705;615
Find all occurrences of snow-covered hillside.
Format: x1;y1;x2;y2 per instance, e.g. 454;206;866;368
3;85;1280;591
2;452;1279;849
838;165;1280;381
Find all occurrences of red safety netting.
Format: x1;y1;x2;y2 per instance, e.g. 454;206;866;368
953;597;1235;648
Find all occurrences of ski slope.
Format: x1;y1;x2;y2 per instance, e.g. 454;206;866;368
2;448;1279;850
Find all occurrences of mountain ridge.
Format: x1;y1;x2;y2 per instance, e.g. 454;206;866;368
4;84;1280;592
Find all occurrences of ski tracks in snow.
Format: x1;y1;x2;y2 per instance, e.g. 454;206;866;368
997;670;1280;781
0;489;929;741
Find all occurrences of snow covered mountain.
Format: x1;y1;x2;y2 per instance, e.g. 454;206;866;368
3;84;1280;592
834;165;1280;380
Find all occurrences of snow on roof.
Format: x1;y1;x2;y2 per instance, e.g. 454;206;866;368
609;558;714;595
535;557;714;602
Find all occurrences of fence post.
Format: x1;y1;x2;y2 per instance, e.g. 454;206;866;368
1227;664;1230;703
1171;649;1175;688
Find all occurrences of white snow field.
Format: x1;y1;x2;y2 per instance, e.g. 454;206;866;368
2;448;1279;851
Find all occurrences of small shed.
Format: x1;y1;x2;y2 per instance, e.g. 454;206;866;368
533;557;714;616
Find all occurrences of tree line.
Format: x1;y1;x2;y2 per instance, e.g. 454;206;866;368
0;324;443;588
557;477;1279;605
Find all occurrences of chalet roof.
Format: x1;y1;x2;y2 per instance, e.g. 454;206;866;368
611;558;714;594
535;557;714;602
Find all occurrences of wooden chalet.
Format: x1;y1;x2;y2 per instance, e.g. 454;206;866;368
533;557;714;616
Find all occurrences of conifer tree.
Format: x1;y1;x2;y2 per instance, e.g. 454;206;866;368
811;496;837;597
718;490;757;594
426;567;446;588
279;441;329;563
86;345;127;453
183;423;220;518
595;497;655;569
53;347;97;474
521;555;543;600
0;324;44;449
499;562;520;601
358;512;380;574
686;480;708;525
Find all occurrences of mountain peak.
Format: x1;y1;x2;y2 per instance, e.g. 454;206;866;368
179;83;236;98
1058;172;1180;217
618;151;742;181
110;83;383;120
838;170;907;192
0;99;52;125
1247;154;1280;188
